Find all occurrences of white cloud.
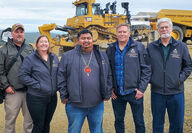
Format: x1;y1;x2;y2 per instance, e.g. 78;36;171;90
0;0;192;32
0;0;75;31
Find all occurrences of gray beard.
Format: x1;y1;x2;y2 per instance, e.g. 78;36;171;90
161;33;171;38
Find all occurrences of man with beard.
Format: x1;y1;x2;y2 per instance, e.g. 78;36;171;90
57;29;112;133
147;18;192;133
0;23;33;133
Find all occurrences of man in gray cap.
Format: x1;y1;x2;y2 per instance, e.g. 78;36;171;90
0;23;33;133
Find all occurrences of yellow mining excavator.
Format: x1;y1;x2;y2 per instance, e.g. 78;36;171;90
38;0;132;55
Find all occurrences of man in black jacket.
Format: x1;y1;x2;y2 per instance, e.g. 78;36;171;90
106;23;151;133
147;18;192;133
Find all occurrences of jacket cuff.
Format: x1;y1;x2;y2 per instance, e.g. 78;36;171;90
61;96;68;102
60;94;69;102
138;88;145;93
3;85;10;91
179;74;185;83
34;83;41;90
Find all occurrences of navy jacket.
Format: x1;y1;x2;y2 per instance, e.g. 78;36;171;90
19;51;59;97
147;38;192;95
57;45;112;102
106;38;151;94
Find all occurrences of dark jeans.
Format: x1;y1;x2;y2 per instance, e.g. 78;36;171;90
112;91;145;133
151;92;184;133
26;93;57;133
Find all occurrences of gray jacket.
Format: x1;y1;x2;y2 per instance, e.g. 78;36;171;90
57;45;112;102
0;38;34;90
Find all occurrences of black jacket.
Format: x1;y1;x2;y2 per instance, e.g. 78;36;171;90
147;38;192;95
106;38;151;94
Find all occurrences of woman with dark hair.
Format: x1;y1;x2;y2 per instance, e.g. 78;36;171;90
19;35;59;133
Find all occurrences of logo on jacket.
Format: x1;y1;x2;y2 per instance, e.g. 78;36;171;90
128;49;138;57
52;60;58;67
102;60;105;64
170;49;180;59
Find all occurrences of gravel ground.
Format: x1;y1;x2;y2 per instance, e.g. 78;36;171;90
0;78;192;133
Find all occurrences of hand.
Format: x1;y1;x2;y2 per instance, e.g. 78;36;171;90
62;98;68;104
135;89;144;100
111;89;117;100
5;86;15;94
104;98;110;101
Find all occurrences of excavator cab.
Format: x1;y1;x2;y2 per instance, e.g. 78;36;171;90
75;2;101;16
76;3;87;16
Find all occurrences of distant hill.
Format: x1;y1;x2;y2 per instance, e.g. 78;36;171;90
25;32;41;44
0;30;57;45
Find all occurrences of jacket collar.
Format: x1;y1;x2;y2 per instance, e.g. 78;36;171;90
152;37;178;47
110;37;137;48
75;44;100;53
7;38;26;47
34;50;54;59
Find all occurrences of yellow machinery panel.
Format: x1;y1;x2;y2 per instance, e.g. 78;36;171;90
158;9;192;27
150;9;192;41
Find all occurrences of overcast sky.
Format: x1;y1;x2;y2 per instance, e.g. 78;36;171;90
0;0;191;32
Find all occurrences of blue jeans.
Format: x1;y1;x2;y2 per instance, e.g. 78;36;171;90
151;92;184;133
65;102;104;133
112;92;145;133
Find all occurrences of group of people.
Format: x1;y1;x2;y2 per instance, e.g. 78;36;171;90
0;17;191;133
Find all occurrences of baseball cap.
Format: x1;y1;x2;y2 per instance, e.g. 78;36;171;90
11;23;24;32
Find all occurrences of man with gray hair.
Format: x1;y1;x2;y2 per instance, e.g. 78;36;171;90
147;18;192;133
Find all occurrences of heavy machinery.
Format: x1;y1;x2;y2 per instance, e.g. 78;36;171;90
2;2;192;55
0;0;152;53
150;9;192;42
38;0;132;54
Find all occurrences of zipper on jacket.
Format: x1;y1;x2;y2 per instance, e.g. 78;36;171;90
44;59;53;96
50;60;54;97
123;45;135;90
45;58;54;97
50;56;54;96
158;46;166;94
161;45;175;94
163;62;166;94
39;54;54;96
79;52;82;102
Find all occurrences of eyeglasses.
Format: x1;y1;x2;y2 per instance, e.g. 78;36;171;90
159;26;170;30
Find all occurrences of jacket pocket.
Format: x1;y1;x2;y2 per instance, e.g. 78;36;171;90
166;75;180;89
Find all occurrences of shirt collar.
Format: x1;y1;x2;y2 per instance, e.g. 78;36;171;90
159;37;173;47
115;38;130;52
